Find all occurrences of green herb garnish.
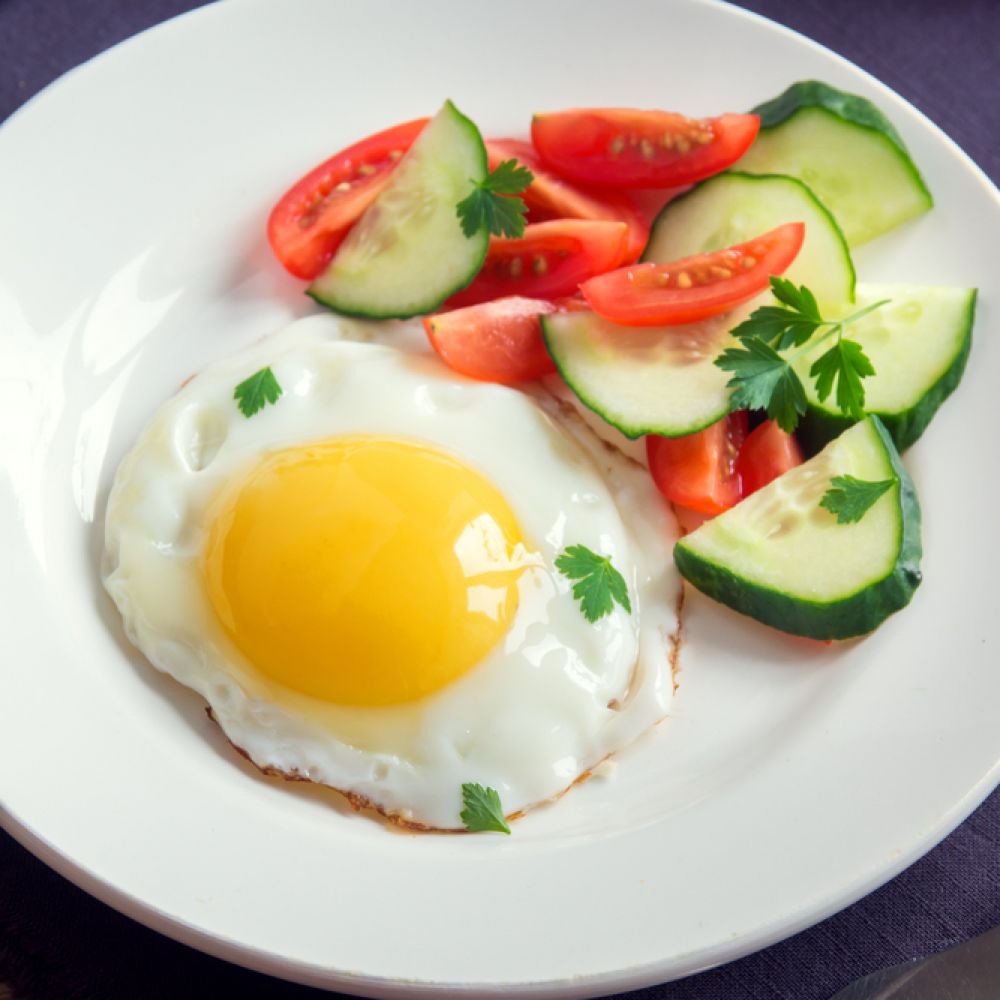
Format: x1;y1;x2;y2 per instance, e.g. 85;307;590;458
819;474;897;524
715;277;889;432
460;783;511;834
555;544;632;623
234;366;283;418
456;159;533;239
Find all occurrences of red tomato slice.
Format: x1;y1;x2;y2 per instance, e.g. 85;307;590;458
448;220;629;309
580;222;805;326
531;109;760;188
267;118;428;279
424;297;557;384
486;139;649;263
646;412;749;515
736;420;804;497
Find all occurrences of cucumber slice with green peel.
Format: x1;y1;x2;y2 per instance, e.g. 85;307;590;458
675;417;922;639
643;172;855;307
541;303;752;439
738;81;933;246
794;284;976;454
308;100;488;319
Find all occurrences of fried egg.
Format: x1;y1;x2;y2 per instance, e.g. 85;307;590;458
102;316;680;829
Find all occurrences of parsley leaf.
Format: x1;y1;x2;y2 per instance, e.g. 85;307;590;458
730;305;820;350
809;339;876;420
480;158;534;195
819;475;897;524
234;366;283;418
555;544;632;623
714;278;889;433
456;159;533;239
460;783;511;834
768;275;821;321
714;339;807;433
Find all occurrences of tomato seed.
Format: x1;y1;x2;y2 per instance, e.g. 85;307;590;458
709;266;732;280
509;257;523;278
742;256;757;269
676;271;693;289
357;164;376;176
640;139;655;160
533;256;549;275
675;136;691;154
609;135;625;156
660;133;674;150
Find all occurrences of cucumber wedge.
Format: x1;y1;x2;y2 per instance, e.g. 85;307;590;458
738;81;933;246
541;304;750;439
795;285;976;454
308;100;488;319
674;417;922;639
644;172;855;307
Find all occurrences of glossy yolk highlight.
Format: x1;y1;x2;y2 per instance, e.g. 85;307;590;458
201;436;527;707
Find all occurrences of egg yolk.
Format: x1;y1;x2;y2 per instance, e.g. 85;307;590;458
201;436;528;706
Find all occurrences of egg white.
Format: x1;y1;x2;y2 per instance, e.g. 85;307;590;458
103;317;681;829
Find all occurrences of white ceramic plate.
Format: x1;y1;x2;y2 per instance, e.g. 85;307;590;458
1;0;998;995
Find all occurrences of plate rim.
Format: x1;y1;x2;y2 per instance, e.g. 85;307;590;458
1;0;999;995
5;775;999;999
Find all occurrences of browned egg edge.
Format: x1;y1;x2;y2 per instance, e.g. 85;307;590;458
205;584;685;834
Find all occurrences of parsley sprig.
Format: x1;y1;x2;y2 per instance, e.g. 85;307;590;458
460;783;511;834
715;277;889;433
234;366;283;418
820;475;897;524
556;544;632;623
456;159;533;239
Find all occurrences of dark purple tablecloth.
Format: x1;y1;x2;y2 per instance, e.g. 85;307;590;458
2;1;998;997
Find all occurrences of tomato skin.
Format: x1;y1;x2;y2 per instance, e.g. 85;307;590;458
646;412;748;515
447;219;629;308
736;420;804;496
267;118;428;279
531;109;760;188
487;139;649;263
580;222;805;326
424;297;558;384
648;416;802;517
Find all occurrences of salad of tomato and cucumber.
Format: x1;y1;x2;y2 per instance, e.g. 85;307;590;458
265;83;976;642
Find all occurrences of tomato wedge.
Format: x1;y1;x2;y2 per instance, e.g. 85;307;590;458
736;420;803;496
487;139;649;263
424;297;557;384
267;118;428;279
580;222;805;326
531;109;760;188
646;412;748;515
447;219;629;308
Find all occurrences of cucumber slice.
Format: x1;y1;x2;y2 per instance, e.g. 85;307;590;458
675;417;922;639
644;172;855;306
795;285;976;453
738;81;933;246
541;304;750;439
308;100;488;319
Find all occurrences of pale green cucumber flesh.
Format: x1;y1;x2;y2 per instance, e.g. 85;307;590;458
739;84;933;246
541;304;754;439
794;285;976;454
643;172;855;306
308;100;488;319
674;417;922;639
